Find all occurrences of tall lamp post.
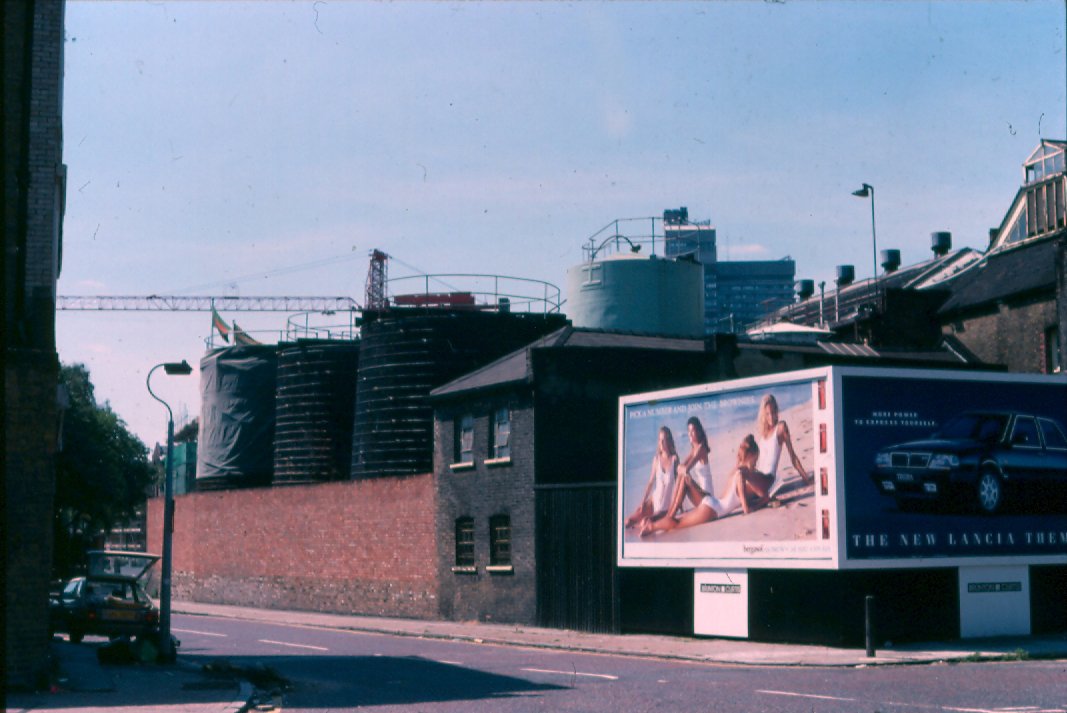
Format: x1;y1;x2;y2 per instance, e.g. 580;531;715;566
851;183;878;298
146;360;193;662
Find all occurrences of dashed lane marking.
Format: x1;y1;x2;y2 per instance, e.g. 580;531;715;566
758;689;856;702
258;639;329;651
521;668;619;681
173;628;227;637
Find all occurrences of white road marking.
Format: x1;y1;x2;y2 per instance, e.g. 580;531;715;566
172;628;226;637
258;639;328;651
521;667;618;681
758;689;856;702
943;708;1024;713
881;702;1060;713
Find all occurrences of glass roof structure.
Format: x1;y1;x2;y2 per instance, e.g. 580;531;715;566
993;139;1066;252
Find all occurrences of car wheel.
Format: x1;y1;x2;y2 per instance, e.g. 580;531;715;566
69;628;84;644
977;468;1003;514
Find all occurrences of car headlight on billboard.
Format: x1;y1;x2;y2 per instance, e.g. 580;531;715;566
928;453;959;469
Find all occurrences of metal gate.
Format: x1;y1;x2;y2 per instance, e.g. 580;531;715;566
534;482;619;633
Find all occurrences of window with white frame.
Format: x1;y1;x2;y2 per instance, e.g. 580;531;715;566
454;413;474;464
490;406;510;460
488;514;511;567
454;517;475;568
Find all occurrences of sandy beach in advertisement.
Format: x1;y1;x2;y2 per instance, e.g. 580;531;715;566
623;400;817;544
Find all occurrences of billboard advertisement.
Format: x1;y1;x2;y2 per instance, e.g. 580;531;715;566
619;367;1067;570
618;369;836;568
838;368;1067;567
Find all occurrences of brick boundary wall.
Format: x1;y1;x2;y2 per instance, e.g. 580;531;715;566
147;475;439;618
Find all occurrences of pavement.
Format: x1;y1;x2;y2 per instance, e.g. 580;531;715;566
7;600;1067;713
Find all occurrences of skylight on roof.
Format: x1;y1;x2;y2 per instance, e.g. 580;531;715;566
1024;141;1066;184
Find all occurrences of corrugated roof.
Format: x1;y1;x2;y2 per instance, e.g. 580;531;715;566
737;339;975;365
818;341;879;357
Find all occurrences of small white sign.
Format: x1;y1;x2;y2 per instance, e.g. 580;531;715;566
959;565;1030;638
694;568;748;638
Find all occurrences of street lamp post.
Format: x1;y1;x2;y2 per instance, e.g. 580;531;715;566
146;360;193;662
851;183;878;296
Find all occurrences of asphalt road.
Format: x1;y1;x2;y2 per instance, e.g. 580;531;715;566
173;613;1067;713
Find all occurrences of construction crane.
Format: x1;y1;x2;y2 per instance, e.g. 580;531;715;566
58;248;395;312
56;295;359;312
364;250;388;312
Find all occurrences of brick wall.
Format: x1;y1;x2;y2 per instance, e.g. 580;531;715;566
948;298;1058;373
434;392;537;624
147;475;439;618
1057;240;1067;372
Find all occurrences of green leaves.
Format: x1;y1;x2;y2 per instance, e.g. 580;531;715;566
54;363;155;576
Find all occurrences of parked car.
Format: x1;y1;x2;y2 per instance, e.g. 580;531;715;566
870;411;1067;514
49;550;160;643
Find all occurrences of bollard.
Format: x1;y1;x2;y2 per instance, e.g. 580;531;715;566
865;595;876;657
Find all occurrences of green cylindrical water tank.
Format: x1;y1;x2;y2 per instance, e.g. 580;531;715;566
565;255;703;337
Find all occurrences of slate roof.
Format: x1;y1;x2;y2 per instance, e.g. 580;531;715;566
429;326;703;399
430;324;979;400
938;235;1063;316
762;248;979;329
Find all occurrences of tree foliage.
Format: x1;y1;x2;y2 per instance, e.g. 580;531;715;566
54;363;155;577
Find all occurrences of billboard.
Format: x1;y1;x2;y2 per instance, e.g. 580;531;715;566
618;367;1067;570
618;368;835;568
838;368;1067;568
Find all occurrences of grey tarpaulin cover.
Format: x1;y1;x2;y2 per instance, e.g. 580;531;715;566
197;345;277;487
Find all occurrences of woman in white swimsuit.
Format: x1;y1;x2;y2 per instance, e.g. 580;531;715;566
624;426;678;529
639;417;713;533
640;434;763;535
755;394;812;493
662;417;712;516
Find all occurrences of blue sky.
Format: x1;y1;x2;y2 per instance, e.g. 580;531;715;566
57;1;1066;448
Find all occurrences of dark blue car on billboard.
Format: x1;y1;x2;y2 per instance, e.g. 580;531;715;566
870;411;1067;514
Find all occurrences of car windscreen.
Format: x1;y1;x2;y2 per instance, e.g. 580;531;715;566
934;413;1007;442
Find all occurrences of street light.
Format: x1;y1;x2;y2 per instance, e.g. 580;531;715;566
851;183;878;293
146;359;192;662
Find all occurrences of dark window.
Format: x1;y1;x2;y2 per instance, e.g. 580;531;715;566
489;514;511;566
454;517;475;567
490;406;511;459
1046;325;1062;374
1039;419;1067;451
1011;416;1039;447
453;414;474;463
